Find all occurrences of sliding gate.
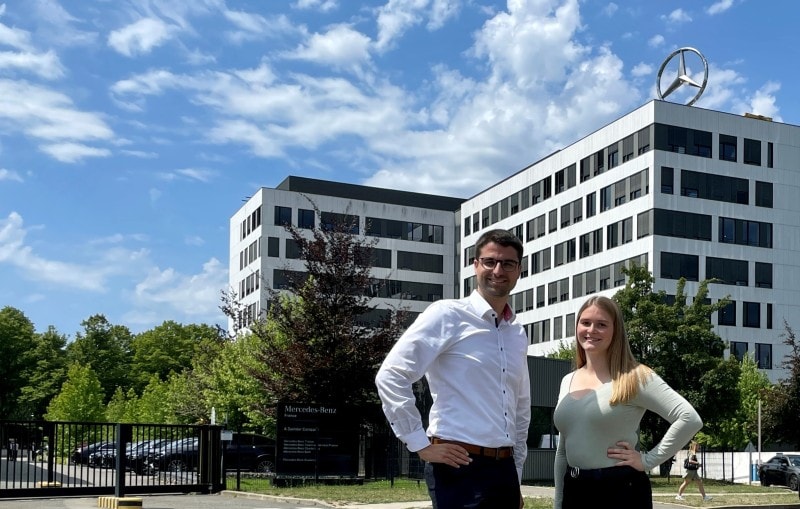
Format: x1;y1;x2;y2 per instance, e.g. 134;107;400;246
0;420;223;498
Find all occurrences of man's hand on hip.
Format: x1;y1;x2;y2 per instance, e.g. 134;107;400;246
417;444;472;467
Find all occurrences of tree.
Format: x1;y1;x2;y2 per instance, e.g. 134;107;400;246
67;315;133;402
762;321;800;448
227;203;407;419
0;306;37;419
613;264;736;447
17;326;68;419
130;321;222;390
45;363;105;422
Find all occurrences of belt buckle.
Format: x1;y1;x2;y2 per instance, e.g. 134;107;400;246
570;466;580;478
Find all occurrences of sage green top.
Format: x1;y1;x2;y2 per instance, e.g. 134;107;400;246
553;370;702;509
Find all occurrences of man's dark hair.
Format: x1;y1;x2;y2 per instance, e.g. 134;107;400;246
475;229;523;261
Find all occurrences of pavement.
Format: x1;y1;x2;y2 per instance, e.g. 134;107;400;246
0;486;690;509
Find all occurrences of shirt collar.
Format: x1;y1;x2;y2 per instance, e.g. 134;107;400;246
469;290;516;324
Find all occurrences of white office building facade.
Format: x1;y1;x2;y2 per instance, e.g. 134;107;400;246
231;100;800;381
460;100;799;381
229;176;464;332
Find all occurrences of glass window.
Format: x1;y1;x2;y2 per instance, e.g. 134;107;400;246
756;343;772;369
718;301;736;326
274;206;292;226
743;301;760;328
267;236;279;257
755;262;772;288
730;341;747;361
744;138;761;165
565;313;575;338
756;181;773;208
719;134;737;162
298;208;314;229
661;166;674;194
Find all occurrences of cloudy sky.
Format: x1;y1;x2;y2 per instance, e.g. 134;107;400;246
0;0;795;338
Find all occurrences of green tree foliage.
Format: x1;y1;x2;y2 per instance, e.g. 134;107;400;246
67;315;133;402
130;321;222;390
0;306;37;419
201;331;274;433
613;264;736;447
762;321;800;448
105;387;140;423
225;204;407;420
546;340;576;363
17;326;68;419
699;354;771;449
45;363;105;422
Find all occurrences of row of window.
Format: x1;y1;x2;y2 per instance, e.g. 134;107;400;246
654;124;774;167
240;206;262;241
272;269;444;302
239;238;260;270
730;341;772;369
637;209;773;248
272;205;446;244
718;301;773;329
463;126;654;237
660;252;773;288
661;167;773;207
239;269;260;299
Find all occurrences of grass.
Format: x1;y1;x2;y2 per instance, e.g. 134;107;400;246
229;476;799;508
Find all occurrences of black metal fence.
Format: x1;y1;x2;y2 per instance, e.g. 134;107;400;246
0;420;221;498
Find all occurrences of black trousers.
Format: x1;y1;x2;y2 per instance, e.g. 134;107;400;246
562;466;652;509
424;456;521;509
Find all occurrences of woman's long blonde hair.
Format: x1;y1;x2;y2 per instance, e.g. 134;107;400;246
574;295;652;405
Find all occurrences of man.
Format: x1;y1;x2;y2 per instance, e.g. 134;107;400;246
376;229;531;508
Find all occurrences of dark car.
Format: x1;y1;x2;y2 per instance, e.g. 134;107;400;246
71;441;112;464
88;442;118;468
759;454;800;491
224;433;276;474
147;437;200;473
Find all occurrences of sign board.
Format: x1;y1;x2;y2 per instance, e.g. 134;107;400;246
221;430;233;441
276;403;359;480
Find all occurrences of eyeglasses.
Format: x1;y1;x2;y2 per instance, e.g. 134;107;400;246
477;257;520;272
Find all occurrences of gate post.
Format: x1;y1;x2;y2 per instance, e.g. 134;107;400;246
114;423;132;498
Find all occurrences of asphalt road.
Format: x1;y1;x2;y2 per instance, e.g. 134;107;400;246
0;493;331;509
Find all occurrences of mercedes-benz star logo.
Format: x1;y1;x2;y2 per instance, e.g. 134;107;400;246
656;47;708;106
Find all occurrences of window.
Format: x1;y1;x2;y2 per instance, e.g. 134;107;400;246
321;212;359;233
398;251;443;273
661;166;674;194
706;257;748;286
767;303;773;329
718;217;772;248
719;134;737;162
274;206;292;226
681;169;749;204
730;341;747;361
755;262;772;288
549;209;558;233
653;209;712;241
755;181;773;208
586;192;596;218
622;134;634;162
756;343;772;369
637;125;651;154
464;217;471;236
637;210;652;238
553;316;563;340
580;157;591;182
285;238;301;259
298;208;314;229
767;141;774;168
607;144;619;169
660;252;699;281
536;285;545;308
744;138;761;166
565;313;575;338
267;236;279;257
718;301;736;326
743;301;760;328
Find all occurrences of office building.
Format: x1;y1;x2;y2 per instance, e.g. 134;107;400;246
231;100;800;381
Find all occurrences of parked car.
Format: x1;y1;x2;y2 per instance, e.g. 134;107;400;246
146;437;200;473
71;441;112;464
759;454;800;491
224;433;276;474
88;442;118;468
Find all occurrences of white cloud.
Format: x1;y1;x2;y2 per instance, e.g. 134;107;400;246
39;142;111;163
602;3;619;17
707;0;734;15
375;0;459;52
185;235;205;246
0;49;65;79
662;8;692;24
0;79;114;159
131;258;228;321
0;18;33;50
0;212;112;291
293;0;339;12
631;62;653;78
108;17;175;57
0;168;22;182
285;24;372;72
648;34;664;48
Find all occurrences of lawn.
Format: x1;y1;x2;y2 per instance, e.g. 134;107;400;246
229;476;799;508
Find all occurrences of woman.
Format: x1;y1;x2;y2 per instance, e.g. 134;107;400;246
553;296;703;509
676;454;712;501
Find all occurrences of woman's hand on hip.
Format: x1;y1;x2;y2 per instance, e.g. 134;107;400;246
607;441;645;471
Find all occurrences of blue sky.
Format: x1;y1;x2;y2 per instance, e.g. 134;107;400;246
0;0;796;338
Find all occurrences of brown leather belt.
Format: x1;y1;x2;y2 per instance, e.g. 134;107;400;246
431;438;513;459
